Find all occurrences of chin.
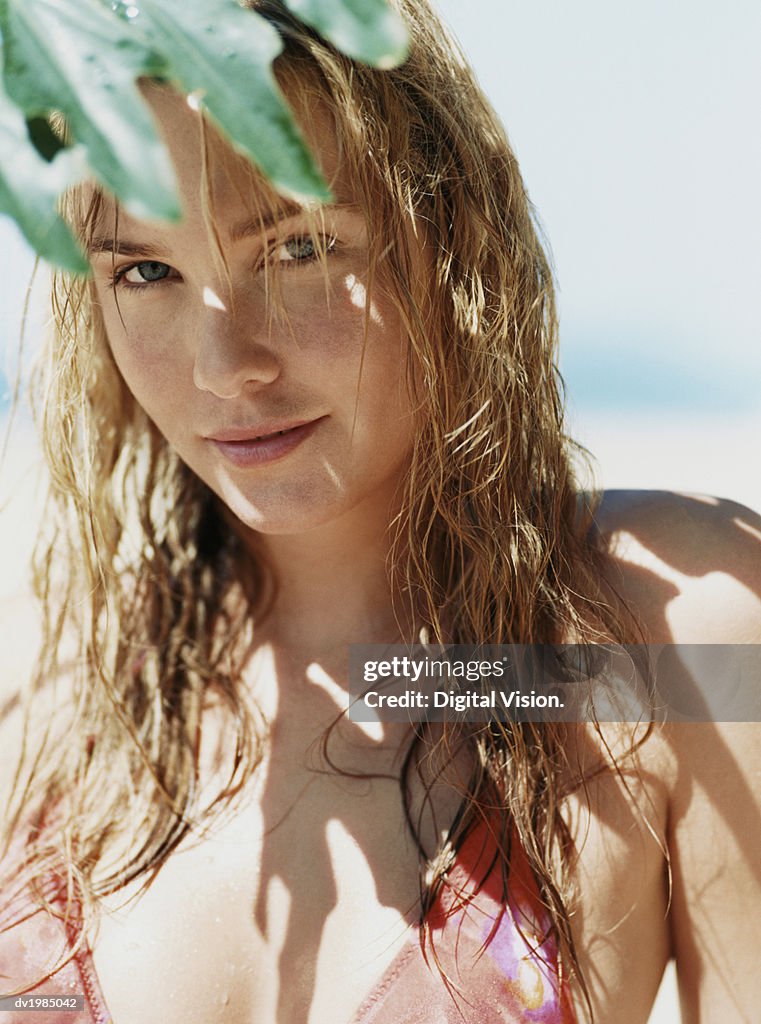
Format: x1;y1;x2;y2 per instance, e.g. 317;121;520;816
222;488;350;538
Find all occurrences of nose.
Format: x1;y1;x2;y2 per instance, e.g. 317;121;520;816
192;288;281;398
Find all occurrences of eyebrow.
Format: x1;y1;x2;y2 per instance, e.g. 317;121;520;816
87;201;345;257
228;200;305;243
88;237;166;258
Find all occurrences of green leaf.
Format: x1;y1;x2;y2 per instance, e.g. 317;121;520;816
0;0;181;221
0;0;408;270
282;0;409;68
0;84;89;273
137;0;332;202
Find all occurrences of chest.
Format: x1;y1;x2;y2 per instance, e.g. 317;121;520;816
87;736;670;1024
88;765;430;1024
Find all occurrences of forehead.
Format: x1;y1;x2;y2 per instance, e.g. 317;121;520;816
91;80;350;237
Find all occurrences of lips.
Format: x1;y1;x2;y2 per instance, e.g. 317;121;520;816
206;419;317;443
206;417;324;468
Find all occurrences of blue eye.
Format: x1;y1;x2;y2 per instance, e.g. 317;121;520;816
121;261;172;285
282;237;316;261
276;235;336;266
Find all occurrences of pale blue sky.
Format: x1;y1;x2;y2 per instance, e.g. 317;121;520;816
433;0;761;411
1;0;759;412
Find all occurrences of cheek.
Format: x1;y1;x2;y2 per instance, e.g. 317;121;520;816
281;274;409;381
102;314;190;430
276;275;363;359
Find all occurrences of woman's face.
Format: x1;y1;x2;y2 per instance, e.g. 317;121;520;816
89;86;418;537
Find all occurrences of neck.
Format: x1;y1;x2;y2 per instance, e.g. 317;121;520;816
244;502;414;659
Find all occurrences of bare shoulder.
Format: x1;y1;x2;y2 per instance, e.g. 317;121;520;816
591;489;761;643
589;490;761;1021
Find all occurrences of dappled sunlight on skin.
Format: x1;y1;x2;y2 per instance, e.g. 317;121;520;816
248;646;435;1024
263;874;291;968
595;490;761;655
316;455;343;491
202;285;227;311
682;494;719;506
586;490;761;1008
322;817;412;958
305;661;384;742
88;85;419;544
735;515;761;544
344;273;383;323
661;721;761;1022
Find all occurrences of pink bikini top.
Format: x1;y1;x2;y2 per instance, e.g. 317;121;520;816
0;821;576;1023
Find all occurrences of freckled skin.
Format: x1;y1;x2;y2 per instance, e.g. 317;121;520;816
90;86;418;538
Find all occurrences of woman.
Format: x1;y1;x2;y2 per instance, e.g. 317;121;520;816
1;1;760;1021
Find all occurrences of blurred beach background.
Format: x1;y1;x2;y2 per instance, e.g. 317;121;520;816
1;2;759;1019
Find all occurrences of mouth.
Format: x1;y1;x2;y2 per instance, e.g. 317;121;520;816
254;428;292;441
207;419;318;443
206;417;325;467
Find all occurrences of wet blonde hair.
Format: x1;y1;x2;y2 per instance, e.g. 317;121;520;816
2;0;643;1013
